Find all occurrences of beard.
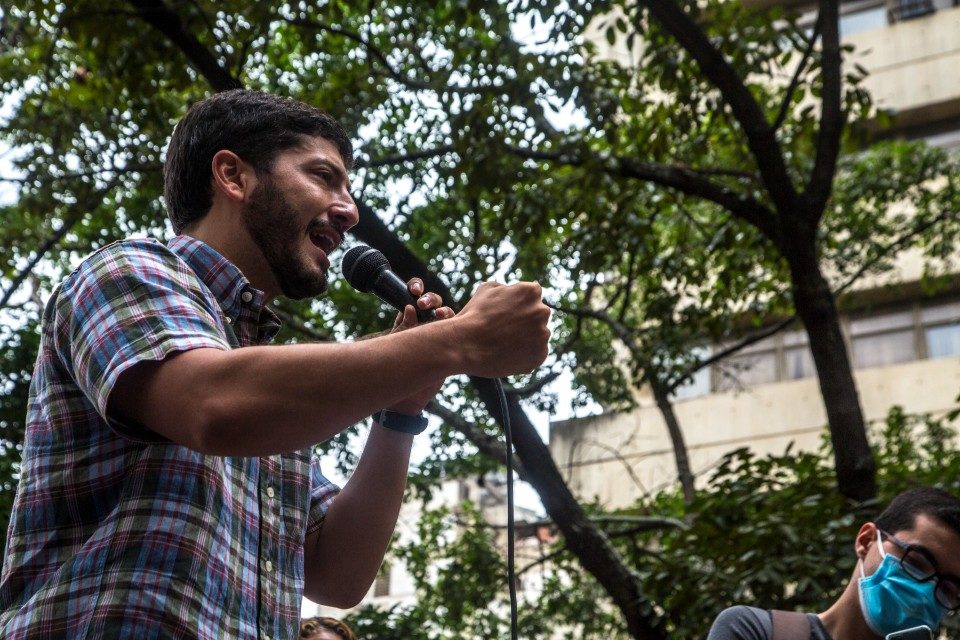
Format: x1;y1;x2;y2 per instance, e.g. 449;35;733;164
242;173;332;300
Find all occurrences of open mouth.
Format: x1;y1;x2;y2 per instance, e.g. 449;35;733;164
308;228;339;254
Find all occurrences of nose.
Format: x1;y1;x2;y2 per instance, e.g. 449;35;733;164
330;194;360;232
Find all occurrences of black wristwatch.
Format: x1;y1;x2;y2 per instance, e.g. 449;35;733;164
372;410;429;435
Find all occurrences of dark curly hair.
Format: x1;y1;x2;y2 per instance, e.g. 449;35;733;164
163;89;353;233
299;616;358;640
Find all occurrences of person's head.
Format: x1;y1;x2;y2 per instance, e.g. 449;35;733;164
164;90;359;298
299;616;358;640
853;487;960;636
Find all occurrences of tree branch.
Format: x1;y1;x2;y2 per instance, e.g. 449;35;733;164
689;166;759;181
468;513;685;532
1;162;162;186
0;179;121;313
833;207;960;296
549;303;639;353
503;370;562;399
773;11;822;133
357;145;456;169
578;437;650;496
803;0;844;226
128;0;242;91
669;315;795;392
285;18;493;95
0;221;77;312
665;204;955;389
516;519;678;577
636;0;798;216
509;145;781;242
425;400;527;480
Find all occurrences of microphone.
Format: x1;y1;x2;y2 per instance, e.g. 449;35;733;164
341;244;436;322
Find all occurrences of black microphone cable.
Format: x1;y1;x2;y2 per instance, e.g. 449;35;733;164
493;376;519;640
341;244;520;638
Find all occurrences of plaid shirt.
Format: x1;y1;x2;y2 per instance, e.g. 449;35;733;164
0;235;340;639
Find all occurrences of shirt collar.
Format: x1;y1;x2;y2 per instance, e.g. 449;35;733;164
167;235;281;342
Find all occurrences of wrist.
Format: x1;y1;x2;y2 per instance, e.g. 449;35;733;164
432;314;474;376
373;409;429;435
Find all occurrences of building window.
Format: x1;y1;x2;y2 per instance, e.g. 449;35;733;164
840;5;888;36
887;0;936;21
851;309;917;369
922;300;960;359
714;337;778;392
783;329;817;380
681;297;959;399
672;347;712;400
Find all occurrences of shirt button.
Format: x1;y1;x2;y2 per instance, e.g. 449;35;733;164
224;316;233;324
266;486;275;498
264;560;273;573
241;290;254;303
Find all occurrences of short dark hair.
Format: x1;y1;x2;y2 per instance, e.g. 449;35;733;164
875;487;960;538
163;89;353;233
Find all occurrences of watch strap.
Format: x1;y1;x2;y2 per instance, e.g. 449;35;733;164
373;409;429;435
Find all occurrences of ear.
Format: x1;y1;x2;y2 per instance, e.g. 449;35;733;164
211;150;255;203
855;522;878;561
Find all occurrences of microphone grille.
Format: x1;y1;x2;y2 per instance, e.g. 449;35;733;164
341;244;389;293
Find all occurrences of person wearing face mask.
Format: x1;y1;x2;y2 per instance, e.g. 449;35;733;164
707;486;960;640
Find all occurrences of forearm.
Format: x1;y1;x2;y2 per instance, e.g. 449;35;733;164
113;279;551;455
303;424;413;607
119;319;461;455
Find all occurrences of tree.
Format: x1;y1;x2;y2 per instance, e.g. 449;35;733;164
510;0;960;505
1;1;958;638
0;2;667;637
345;404;960;638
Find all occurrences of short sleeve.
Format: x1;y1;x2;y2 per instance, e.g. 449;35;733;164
54;239;231;438
306;456;341;536
706;606;772;640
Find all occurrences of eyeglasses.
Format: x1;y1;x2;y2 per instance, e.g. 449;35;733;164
879;530;960;611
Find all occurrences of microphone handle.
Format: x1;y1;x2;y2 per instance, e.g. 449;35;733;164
371;270;437;323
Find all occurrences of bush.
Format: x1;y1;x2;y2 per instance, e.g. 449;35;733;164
349;404;960;639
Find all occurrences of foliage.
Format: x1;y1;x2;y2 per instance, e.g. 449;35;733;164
351;405;960;638
1;0;959;635
0;320;40;527
348;503;555;640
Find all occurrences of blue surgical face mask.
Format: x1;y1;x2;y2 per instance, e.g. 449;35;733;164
858;530;946;636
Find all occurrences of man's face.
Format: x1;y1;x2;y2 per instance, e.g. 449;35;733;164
862;513;960;613
242;136;359;300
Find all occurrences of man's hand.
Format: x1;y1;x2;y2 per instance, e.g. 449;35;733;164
455;281;552;378
384;278;454;416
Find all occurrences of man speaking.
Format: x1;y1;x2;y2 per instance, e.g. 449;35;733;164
0;89;551;639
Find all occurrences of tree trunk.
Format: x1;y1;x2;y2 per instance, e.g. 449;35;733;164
472;379;668;640
355;207;668;639
650;379;696;504
787;246;876;501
